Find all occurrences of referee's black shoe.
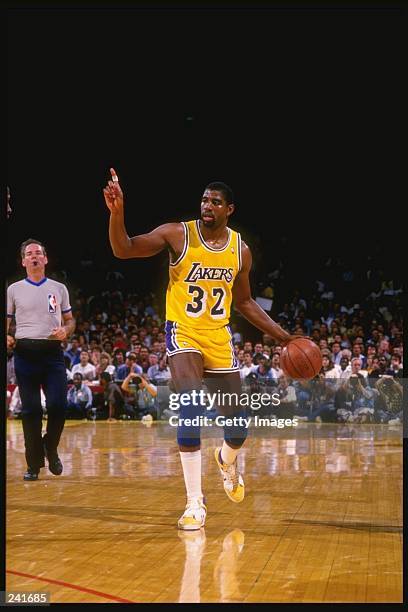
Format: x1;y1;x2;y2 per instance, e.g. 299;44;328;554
23;468;39;481
43;440;63;476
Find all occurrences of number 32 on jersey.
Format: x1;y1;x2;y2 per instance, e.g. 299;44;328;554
186;285;226;319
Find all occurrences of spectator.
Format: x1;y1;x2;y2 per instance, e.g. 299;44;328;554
321;355;339;381
370;355;390;380
90;347;102;368
351;343;366;368
240;351;255;381
64;355;74;382
243;341;253;354
66;373;93;419
293;379;311;418
307;374;337;422
252;352;265;366
100;372;125;421
374;376;403;424
377;339;392;361
151;356;171;385
276;375;297;418
113;348;126;368
319;339;329;352
121;371;158;419
103;340;113;355
10;385;46;419
96;351;116;379
113;329;127;351
139;347;150;373
7;334;16;384
336;373;375;423
270;352;283;382
254;358;275;389
71;350;96;381
236;349;245;367
254;342;265;356
150;340;162;357
386;355;403;379
147;353;160;380
64;335;81;368
330;341;342;366
128;333;139;352
116;352;143;381
366;345;377;361
230;323;242;345
350;357;368;379
365;355;377;376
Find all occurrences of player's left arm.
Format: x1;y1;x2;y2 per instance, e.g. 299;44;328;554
232;242;294;346
49;311;76;341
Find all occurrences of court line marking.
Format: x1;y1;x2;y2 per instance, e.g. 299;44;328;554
6;569;135;603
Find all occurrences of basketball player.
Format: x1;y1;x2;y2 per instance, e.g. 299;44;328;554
104;168;297;529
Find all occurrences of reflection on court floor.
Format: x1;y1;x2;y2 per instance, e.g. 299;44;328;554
6;421;402;603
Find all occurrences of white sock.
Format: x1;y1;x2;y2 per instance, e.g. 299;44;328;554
180;450;202;501
221;441;240;465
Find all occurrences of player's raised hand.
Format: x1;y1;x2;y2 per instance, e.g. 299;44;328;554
103;167;124;214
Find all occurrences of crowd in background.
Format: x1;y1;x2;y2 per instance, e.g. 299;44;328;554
6;256;403;424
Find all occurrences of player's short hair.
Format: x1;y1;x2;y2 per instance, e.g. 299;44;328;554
20;238;47;258
205;181;234;204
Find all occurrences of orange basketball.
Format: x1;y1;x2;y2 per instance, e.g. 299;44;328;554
280;338;322;380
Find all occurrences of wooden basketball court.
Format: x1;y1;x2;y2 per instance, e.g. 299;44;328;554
6;420;402;603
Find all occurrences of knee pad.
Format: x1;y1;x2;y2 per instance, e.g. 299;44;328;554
223;409;248;448
176;391;205;447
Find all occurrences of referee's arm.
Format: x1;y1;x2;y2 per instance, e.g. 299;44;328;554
48;311;76;341
61;311;76;339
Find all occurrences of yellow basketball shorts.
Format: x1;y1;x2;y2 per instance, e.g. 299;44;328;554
165;320;239;373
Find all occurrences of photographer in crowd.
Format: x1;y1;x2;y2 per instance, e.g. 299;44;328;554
121;371;158;420
336;372;375;423
307;373;337;422
374;376;403;424
276;374;297;419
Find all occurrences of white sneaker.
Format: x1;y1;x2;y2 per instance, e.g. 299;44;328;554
141;414;153;427
214;448;245;503
178;497;207;530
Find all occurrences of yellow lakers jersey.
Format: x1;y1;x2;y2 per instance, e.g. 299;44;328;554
166;220;242;329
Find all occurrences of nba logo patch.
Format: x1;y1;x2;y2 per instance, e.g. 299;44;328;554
48;294;57;313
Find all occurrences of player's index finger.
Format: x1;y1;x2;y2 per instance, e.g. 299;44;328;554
110;167;119;182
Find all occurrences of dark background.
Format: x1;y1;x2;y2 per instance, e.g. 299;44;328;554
7;5;402;295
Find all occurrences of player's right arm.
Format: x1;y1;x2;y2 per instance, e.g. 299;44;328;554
103;168;183;259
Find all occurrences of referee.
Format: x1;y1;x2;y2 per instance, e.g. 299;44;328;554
7;239;75;481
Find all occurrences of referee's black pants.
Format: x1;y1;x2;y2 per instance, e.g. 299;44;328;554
14;339;67;471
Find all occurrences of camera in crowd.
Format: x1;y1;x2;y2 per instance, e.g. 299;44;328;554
379;375;394;387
